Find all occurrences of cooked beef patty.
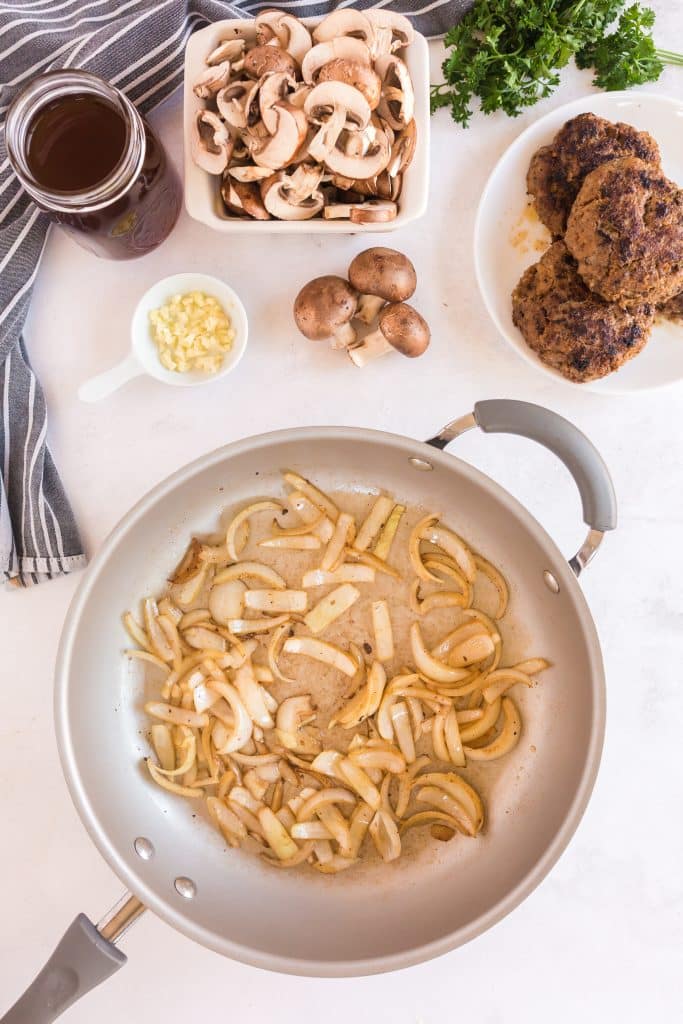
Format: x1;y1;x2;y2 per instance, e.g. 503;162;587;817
512;241;654;382
565;157;683;306
527;113;660;238
658;290;683;323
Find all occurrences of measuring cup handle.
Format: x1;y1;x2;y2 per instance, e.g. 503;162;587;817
78;354;143;402
0;915;126;1024
426;399;617;576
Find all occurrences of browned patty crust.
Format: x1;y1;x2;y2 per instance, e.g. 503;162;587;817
565;157;683;306
512;241;654;382
527;113;661;238
658;290;683;323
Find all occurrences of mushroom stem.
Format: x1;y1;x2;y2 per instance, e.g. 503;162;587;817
355;294;386;324
348;328;392;366
331;322;357;350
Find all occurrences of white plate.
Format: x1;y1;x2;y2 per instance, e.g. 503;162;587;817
474;92;683;393
183;18;430;234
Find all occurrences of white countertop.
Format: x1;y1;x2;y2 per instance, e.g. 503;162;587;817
2;12;682;1021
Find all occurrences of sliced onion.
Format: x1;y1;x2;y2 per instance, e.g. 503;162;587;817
474;553;509;618
229;785;262;814
147;759;204;797
344;546;401;579
268;623;296;684
369;809;401;862
371;600;394;661
283;636;357;677
348;742;405;774
481;668;534;704
317;804;353;855
339;757;381;810
311;749;345;779
347;801;374;857
406;696;424;737
315;855;357;874
296;787;357;822
400;810;463;836
169;538;203;584
415;786;478;836
414;772;484;832
291;821;333;840
243;769;269;801
430;621;484;661
207;796;248;845
227;800;264;837
304;583;360;634
205;681;253;753
420;523;476;583
179;609;212;630
214;561;287;589
390;701;416;764
193;682;221;713
230;751;280;767
233;660;274;728
330;661;387;728
228;614;291;635
123;612;153;653
258;805;299;861
322;512;355;572
287;490;335;542
353;494;394;552
408;513;440;581
410;623;470;684
259;535;321;550
512;657;551;676
449;632;495;668
209;579;246;624
312;839;334;864
271;513;324;537
226;500;283;562
410;582;469;615
151;724;175;771
463;698;521;760
145;702;209;729
183;626;226;652
254;666;274;686
431;711;450;763
283;471;339;523
444;706;465;767
373;503;405;561
125;648;170;673
302;565;375;587
217;638;258;668
143;598;174;661
244;589;308;613
276;695;320;755
175;563;210;608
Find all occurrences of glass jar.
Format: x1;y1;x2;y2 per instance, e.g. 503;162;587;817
5;69;182;260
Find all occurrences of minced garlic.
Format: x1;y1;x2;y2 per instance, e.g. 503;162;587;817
149;290;235;374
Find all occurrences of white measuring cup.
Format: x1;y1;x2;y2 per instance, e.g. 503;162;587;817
78;272;249;402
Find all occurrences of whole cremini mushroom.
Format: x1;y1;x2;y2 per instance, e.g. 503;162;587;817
294;276;359;348
348;247;417;323
348;302;429;366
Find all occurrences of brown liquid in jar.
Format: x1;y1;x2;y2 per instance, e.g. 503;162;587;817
24;91;181;260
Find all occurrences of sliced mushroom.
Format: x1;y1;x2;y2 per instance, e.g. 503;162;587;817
305;81;371;163
193;60;231;99
323;124;391;180
227;163;273;183
302;38;372;84
225;178;270;220
317;59;382;110
348;302;429;366
366;10;415;56
249;103;308;170
335;171;402;202
375;55;414;130
217;80;260;130
221;177;249;218
348;247;416;323
261;171;325;220
323;199;398;223
192;110;232;175
206;38;246;66
244;44;299;81
286;163;324;203
259;71;296;134
289;83;313;108
294;276;358;347
312;10;375;47
387;120;417;177
255;11;312;65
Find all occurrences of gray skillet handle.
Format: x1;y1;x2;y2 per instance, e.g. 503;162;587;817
1;915;126;1024
426;399;617;575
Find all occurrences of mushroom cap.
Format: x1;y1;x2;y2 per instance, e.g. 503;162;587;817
348;247;416;302
244;45;298;80
378;302;430;356
317;59;382;110
293;276;358;340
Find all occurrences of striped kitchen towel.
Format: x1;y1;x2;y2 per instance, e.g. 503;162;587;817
0;0;471;586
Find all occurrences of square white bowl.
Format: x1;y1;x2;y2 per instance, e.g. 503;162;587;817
183;17;430;234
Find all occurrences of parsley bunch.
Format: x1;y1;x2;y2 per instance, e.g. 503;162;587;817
431;0;682;127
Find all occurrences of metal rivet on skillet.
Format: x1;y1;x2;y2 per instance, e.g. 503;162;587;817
174;877;197;899
408;457;434;472
543;570;560;594
134;837;154;860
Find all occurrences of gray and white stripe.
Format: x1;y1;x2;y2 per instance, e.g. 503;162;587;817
0;0;466;588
